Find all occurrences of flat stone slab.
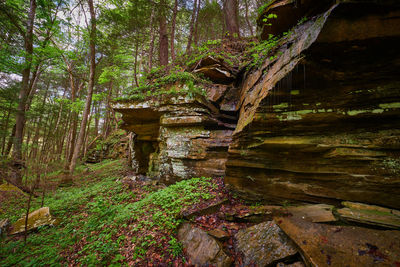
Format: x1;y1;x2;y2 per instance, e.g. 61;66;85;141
208;228;230;240
9;207;57;235
275;215;400;266
337;201;400;229
286;204;336;223
180;198;227;219
235;221;298;266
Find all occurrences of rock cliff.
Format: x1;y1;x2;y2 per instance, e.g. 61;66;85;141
114;0;400;208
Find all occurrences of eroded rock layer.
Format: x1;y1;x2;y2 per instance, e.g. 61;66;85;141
226;1;400;208
113;93;234;183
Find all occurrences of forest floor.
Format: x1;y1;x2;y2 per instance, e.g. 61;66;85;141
0;159;256;266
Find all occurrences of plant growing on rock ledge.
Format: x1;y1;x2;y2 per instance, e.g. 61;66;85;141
115;70;208;102
246;34;279;70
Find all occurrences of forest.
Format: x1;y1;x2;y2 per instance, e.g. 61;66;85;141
1;0;400;266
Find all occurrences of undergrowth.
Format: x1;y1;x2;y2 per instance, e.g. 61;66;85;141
0;159;218;266
115;69;208;102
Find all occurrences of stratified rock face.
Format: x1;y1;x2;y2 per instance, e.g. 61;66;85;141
113;92;235;183
225;1;400;209
235;221;298;266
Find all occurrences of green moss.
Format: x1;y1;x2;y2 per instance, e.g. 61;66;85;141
115;71;208;102
382;159;400;174
379;102;400;109
290;90;299;95
273;102;289;110
347;110;366;116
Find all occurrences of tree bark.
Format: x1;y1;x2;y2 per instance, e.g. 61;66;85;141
69;0;96;175
134;37;139;87
244;0;254;36
158;0;169;66
193;0;201;46
186;0;198;55
170;0;178;62
12;0;37;185
222;0;240;38
1;102;12;155
148;6;156;70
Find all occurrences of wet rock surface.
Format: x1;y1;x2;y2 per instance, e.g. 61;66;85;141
178;222;232;267
235;221;298;266
276;215;400;266
225;1;400;209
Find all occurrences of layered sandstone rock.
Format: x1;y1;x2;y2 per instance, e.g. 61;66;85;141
113;91;235;183
225;0;400;209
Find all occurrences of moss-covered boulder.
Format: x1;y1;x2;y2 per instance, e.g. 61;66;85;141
9;207;57;235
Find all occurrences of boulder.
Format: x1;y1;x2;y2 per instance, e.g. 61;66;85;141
178;222;232;267
0;183;25;193
276;215;400;266
337;201;400;229
9;207;57;235
0;218;10;235
235;221;298;266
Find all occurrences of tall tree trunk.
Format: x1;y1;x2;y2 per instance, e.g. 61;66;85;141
148;6;156;70
12;0;37;185
1;102;12;155
186;0;198;55
94;103;99;136
193;0;201;46
170;0;178;62
69;0;96;175
223;0;240;38
103;81;113;138
30;81;50;160
134;37;139;87
5;124;16;156
83;113;92;157
159;0;169;66
244;0;254;36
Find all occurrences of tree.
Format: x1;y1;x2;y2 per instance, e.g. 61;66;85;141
186;0;198;54
68;0;97;175
170;0;178;62
222;0;240;38
158;0;169;66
